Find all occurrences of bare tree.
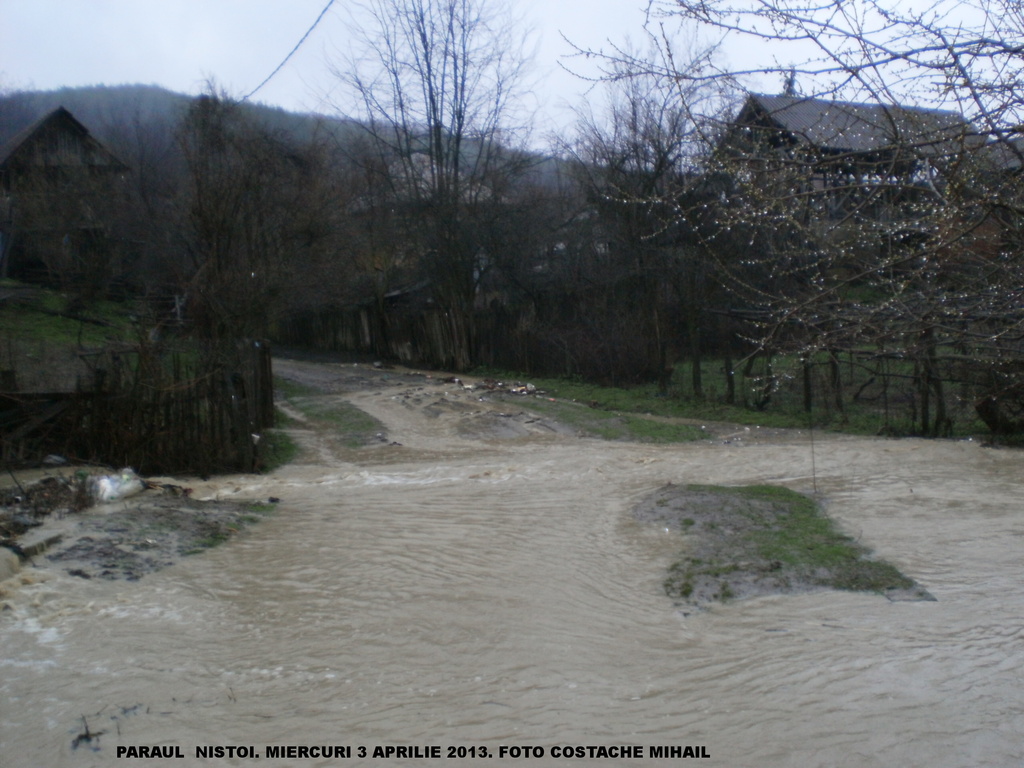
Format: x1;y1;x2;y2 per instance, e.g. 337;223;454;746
177;90;337;339
568;49;732;390
99;101;187;299
331;0;533;370
650;0;1024;126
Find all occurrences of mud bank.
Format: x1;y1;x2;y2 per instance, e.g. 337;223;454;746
1;479;277;583
634;482;935;610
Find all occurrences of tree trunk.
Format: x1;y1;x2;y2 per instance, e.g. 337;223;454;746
724;355;735;405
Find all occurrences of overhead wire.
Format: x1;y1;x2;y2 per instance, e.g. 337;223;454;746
242;0;337;101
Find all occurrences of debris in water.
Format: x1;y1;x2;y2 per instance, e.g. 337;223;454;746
89;468;145;503
71;716;105;751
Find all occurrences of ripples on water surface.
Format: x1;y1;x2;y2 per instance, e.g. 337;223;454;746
2;394;1023;767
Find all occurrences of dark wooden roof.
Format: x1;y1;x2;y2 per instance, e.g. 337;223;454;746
0;106;127;172
733;94;973;158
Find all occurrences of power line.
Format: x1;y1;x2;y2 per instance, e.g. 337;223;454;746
243;0;336;102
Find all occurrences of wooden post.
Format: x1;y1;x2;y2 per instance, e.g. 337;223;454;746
829;350;844;413
724;355;736;405
802;357;813;413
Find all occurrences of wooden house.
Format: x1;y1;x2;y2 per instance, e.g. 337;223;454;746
0;106;129;289
718;93;976;234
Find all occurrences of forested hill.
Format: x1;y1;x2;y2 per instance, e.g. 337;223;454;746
0;84;353;151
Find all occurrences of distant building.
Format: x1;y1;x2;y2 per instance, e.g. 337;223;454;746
718;93;976;232
0;106;129;291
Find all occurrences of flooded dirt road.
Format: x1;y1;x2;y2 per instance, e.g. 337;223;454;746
2;357;1023;767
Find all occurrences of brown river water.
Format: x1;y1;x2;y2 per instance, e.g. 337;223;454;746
2;359;1023;767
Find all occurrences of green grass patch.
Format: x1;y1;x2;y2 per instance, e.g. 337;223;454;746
473;366;801;429
0;283;137;347
273;376;320;399
239;501;279;524
652;484;922;606
179;503;278;556
474;356;989;439
273;375;384;448
245;502;278;514
258;429;299;471
272;405;302;429
515;396;705;443
301;398;383;447
181;530;231;555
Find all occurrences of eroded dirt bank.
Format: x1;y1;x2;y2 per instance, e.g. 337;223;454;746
0;473;278;584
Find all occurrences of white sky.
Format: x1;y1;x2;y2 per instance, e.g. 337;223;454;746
0;0;705;135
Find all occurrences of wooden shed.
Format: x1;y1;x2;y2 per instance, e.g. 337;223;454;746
0;106;129;286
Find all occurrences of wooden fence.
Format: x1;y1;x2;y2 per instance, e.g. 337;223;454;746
272;302;716;384
274;302;1018;437
1;340;274;473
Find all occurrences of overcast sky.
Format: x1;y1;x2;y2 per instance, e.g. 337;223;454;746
0;0;718;135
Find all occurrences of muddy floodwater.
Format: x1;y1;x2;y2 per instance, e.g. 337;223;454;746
2;357;1023;767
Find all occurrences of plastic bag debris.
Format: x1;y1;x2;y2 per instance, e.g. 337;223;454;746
89;468;145;503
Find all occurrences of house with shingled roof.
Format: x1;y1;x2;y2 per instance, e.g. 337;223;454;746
718;93;979;231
